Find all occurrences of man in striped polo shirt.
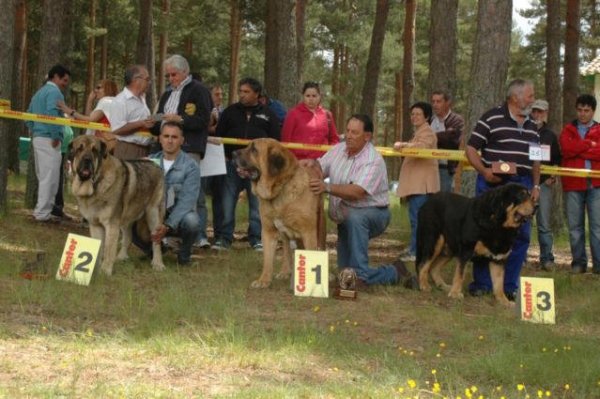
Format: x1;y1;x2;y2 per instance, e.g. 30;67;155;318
303;114;415;288
465;79;541;301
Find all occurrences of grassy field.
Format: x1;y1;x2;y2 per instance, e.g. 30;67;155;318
1;174;599;399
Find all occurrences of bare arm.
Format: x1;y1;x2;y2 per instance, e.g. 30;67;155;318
465;145;501;184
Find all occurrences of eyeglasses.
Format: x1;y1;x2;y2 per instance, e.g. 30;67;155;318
134;75;151;82
164;72;178;78
94;86;102;90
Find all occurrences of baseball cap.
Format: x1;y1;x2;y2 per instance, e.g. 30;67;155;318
532;99;549;111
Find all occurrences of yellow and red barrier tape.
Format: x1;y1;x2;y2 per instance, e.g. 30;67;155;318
2;101;599;179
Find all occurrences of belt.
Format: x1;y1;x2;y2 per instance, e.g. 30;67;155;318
376;205;389;210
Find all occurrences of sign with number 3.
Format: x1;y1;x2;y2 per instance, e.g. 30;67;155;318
56;233;101;286
517;277;555;324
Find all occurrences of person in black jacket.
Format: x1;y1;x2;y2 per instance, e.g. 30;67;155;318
152;54;213;249
213;77;281;250
531;99;562;271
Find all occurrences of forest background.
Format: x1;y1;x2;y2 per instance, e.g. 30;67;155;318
0;0;598;213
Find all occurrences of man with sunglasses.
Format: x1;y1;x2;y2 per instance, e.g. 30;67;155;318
108;64;156;159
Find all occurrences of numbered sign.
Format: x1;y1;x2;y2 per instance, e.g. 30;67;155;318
294;250;329;298
517;277;555;324
56;233;101;286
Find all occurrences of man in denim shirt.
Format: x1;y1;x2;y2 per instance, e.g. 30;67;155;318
148;121;201;266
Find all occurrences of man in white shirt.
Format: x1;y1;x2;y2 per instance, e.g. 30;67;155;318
108;65;156;159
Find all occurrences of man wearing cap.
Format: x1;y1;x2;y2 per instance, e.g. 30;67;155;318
531;99;561;271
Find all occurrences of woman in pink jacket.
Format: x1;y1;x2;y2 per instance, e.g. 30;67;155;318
281;81;340;160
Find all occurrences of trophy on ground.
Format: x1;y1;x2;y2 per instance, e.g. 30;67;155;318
334;267;358;300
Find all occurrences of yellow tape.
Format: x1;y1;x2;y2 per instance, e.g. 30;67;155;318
0;109;110;131
2;105;599;179
0;99;10;109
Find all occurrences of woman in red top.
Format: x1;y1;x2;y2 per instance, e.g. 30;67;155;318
281;81;340;160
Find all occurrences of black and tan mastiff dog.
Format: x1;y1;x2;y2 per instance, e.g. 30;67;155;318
232;138;324;288
416;183;536;307
69;135;166;276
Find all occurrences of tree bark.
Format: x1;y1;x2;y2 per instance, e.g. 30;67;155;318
136;0;156;111
10;0;26;174
264;0;298;108
563;0;580;125
428;0;458;97
545;0;562;133
461;0;512;196
359;0;390;119
100;2;108;79
157;0;170;97
26;0;71;209
0;0;15;213
295;0;307;86
86;0;96;96
401;0;416;142
228;0;242;105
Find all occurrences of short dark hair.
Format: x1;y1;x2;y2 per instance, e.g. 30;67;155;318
576;94;597;111
238;77;262;94
48;64;70;80
302;81;321;95
161;121;183;134
348;114;374;133
431;90;451;102
410;101;433;121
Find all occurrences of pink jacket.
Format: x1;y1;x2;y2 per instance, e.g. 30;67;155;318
281;103;340;160
396;123;440;198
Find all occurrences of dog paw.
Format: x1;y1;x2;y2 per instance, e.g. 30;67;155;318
116;253;129;261
100;267;113;277
152;262;166;272
274;272;291;280
437;283;451;292
250;279;270;289
448;291;464;299
419;283;432;292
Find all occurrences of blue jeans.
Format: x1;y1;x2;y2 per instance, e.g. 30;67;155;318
438;166;454;192
536;182;555;264
218;160;261;247
565;184;600;271
337;206;398;285
469;174;532;294
177;211;201;264
407;194;431;255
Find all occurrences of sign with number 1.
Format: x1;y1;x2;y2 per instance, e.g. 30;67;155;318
294;250;329;298
56;233;101;286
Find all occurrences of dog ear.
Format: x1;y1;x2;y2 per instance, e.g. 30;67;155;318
99;139;108;159
268;148;287;177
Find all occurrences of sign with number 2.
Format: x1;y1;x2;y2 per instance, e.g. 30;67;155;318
56;233;101;286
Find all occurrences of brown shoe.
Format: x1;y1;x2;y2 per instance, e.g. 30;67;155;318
355;278;371;292
393;259;419;290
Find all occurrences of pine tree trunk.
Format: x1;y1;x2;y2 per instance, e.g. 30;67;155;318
10;0;26;174
360;0;390;119
401;0;416;142
86;0;96;97
228;0;242;105
563;0;580;125
545;0;562;133
428;0;458;96
461;0;512;196
157;0;170;96
136;0;156;111
0;0;15;213
295;0;307;86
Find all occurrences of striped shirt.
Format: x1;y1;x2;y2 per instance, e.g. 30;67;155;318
319;141;389;224
468;103;540;176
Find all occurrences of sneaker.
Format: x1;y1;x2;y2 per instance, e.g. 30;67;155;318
51;211;74;221
570;266;587;274
35;215;61;224
540;261;556;272
399;250;416;262
505;291;518;302
211;240;230;251
252;243;263;252
193;238;211;249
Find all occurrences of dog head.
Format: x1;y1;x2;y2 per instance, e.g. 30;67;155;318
68;135;108;196
232;138;298;200
480;183;537;229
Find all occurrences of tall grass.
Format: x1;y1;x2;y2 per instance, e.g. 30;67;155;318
1;174;599;398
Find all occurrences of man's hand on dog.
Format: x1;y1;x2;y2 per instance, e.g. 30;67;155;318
151;224;170;243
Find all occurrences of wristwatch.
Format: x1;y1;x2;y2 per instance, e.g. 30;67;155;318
325;182;331;194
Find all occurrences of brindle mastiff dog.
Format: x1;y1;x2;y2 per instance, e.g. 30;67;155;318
233;138;324;288
69;135;165;276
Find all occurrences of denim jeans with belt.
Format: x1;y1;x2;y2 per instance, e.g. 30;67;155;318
217;160;262;247
336;206;398;285
469;174;532;294
536;182;555;264
565;183;600;272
